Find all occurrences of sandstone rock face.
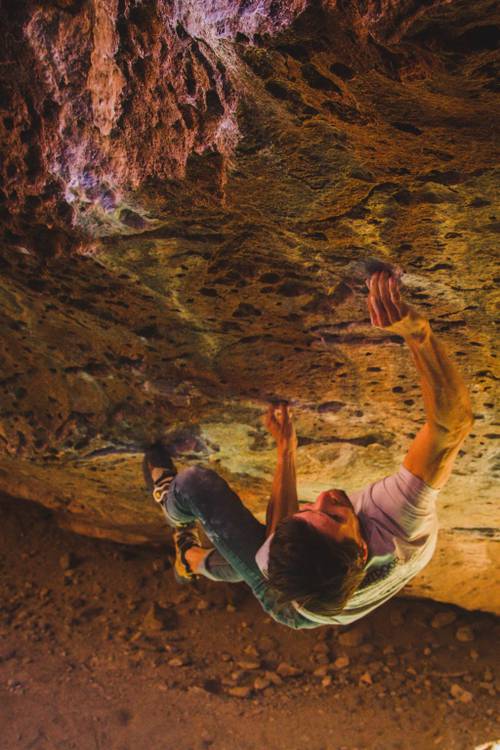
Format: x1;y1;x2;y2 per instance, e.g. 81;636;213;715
0;1;498;613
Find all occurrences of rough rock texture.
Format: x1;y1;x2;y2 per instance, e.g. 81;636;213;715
0;1;499;613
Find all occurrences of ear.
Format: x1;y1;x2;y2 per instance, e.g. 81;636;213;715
361;539;369;563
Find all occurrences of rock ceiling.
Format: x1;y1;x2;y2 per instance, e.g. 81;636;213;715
0;0;498;612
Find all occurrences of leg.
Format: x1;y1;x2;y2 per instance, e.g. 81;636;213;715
163;466;318;629
198;549;244;583
165;466;266;589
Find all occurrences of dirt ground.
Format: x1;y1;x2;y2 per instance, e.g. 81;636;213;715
0;495;498;750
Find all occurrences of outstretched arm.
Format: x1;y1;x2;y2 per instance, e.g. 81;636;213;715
367;271;473;489
185;404;298;574
264;403;299;537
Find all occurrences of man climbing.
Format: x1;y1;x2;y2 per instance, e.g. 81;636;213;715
143;271;473;628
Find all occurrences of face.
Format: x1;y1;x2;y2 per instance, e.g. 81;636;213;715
293;489;368;561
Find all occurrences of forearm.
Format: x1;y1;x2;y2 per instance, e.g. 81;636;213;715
266;447;298;537
404;321;473;433
367;271;472;488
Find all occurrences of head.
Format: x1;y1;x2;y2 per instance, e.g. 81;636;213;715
267;489;368;616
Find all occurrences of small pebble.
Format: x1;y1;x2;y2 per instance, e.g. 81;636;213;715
338;626;365;647
313;665;329;678
450;683;473;703
456;626;474;642
276;662;302;678
59;553;76;571
168;656;187;667
227;686;252;698
253;676;271;691
332;655;350;670
236;660;260;670
431;611;457;629
264;671;283;686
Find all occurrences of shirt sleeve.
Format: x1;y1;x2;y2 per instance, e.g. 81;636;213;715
353;466;439;553
251;577;322;630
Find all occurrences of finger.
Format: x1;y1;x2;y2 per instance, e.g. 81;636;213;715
369;273;392;326
377;272;398;319
367;296;377;326
376;270;390;302
389;275;401;305
378;272;400;323
367;277;379;322
369;273;380;295
265;404;277;426
389;276;408;318
371;271;387;300
369;289;389;327
367;293;379;326
280;402;290;423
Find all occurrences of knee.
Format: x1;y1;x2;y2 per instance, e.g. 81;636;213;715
173;465;226;517
175;465;221;493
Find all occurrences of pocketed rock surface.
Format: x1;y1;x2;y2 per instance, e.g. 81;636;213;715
1;495;499;750
0;1;499;612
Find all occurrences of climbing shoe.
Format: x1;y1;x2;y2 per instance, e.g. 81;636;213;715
144;443;201;583
143;442;177;506
172;524;202;583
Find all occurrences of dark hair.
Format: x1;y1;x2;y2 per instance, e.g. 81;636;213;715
267;517;366;616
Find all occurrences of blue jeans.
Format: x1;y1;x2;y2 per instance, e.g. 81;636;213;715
162;466;318;630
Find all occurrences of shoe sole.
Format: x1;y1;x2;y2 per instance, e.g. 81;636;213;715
143;445;176;492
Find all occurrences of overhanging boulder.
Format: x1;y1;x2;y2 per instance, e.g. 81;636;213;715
0;0;498;613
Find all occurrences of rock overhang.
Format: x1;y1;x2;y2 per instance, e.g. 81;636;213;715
0;0;498;613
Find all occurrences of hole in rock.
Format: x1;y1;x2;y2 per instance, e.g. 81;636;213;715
390;122;422;136
301;63;342;94
205;89;224;118
455;25;500;52
277;43;310;61
176;22;189;40
265;80;294;100
329;62;355;80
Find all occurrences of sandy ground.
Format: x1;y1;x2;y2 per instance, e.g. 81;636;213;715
0;494;498;750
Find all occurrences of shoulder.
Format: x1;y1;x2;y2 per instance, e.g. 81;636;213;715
353;465;439;517
352;466;439;551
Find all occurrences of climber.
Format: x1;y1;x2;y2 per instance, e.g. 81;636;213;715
143;271;473;628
